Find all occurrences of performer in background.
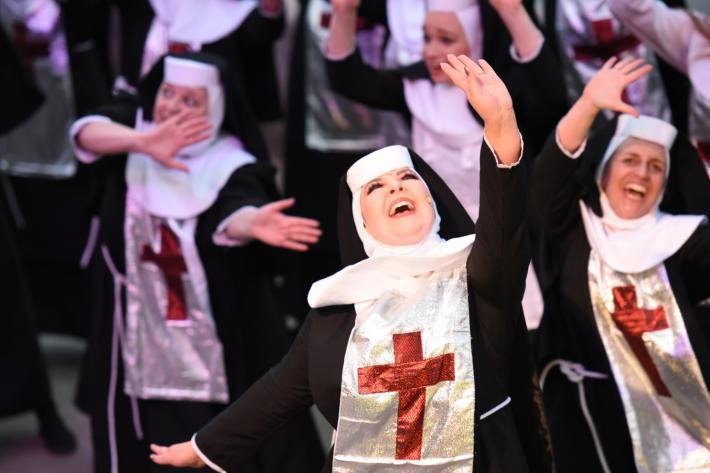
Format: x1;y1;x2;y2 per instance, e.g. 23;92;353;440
608;0;710;176
70;52;324;473
324;0;567;330
149;55;553;473
0;25;76;454
533;57;710;472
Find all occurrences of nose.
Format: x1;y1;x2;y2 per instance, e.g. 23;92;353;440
388;184;404;194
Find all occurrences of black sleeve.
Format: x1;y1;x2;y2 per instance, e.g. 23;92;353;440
194;314;314;469
211;162;278;228
82;93;140;127
468;141;530;312
503;42;569;160
508;310;556;473
679;224;710;304
531;131;585;238
325;48;409;113
237;7;285;43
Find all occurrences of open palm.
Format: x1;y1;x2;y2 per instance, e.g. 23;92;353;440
441;55;514;124
140;110;212;172
583;57;652;117
251;199;322;252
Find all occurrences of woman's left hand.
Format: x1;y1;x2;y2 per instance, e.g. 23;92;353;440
251;198;322;252
441;55;514;125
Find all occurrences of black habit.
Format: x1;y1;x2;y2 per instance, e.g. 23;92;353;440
195;143;555;473
532;120;710;472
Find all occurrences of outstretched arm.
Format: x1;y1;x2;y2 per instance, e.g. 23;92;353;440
224;198;322;252
151;315;316;470
75;109;211;172
533;57;652;236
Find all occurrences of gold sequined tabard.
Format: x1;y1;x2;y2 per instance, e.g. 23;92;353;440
588;250;710;472
332;264;475;472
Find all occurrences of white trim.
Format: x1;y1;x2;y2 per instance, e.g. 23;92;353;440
539;359;611;473
554;126;588;160
483;132;524;169
80;216;100;269
509;37;545;64
191;434;227;473
480;396;511;420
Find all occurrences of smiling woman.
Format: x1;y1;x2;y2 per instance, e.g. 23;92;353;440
533;56;710;473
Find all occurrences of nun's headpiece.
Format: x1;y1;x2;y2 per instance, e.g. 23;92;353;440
338;146;474;266
597;114;677;184
427;0;479;52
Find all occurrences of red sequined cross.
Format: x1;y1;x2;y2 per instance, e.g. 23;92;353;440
141;224;189;322
611;285;670;397
357;332;455;460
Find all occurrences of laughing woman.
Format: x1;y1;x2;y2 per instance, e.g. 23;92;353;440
150;56;553;472
533;57;710;473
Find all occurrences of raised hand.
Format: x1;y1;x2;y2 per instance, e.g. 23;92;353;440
150;442;205;468
441;54;521;164
582;57;652;117
250;198;322;252
441;55;514;123
139;109;212;172
488;0;524;16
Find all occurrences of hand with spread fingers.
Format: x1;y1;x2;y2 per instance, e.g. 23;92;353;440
581;57;652;117
557;56;653;153
139;109;212;172
227;198;322;252
150;442;204;468
441;54;514;124
441;54;521;164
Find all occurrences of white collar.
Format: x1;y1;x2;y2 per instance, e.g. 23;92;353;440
125;111;255;219
579;194;706;273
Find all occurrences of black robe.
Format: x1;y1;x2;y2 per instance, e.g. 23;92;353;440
74;96;323;473
532;127;710;472
194;143;555;473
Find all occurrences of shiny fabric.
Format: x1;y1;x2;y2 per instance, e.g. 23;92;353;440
304;0;410;153
0;2;75;178
122;194;228;403
333;264;474;472
554;0;670;121
588;251;710;472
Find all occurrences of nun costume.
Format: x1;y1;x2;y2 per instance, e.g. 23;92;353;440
534;114;710;473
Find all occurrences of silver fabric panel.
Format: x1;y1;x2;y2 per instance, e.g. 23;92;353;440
588;251;710;472
122;194;228;403
554;0;671;121
304;0;410;153
333;265;474;471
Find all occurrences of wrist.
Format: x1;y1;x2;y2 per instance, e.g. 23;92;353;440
485;109;518;137
132;129;150;154
576;95;602;117
496;4;528;25
331;4;358;15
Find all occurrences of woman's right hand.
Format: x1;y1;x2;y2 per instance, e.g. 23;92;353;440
150;442;206;468
138;110;212;172
581;57;652;117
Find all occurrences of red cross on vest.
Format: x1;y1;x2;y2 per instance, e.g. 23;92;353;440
610;285;671;397
141;224;189;322
357;331;456;460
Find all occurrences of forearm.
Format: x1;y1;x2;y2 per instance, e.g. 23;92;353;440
326;6;358;59
497;5;544;61
77;120;145;156
483;111;521;166
556;96;599;154
224;207;258;242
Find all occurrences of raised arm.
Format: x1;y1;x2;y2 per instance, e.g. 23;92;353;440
533;57;652;235
324;0;408;112
490;0;544;60
75;109;211;172
442;55;527;307
151;315;316;470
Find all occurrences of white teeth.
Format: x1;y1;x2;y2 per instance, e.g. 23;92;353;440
626;183;647;195
389;201;414;216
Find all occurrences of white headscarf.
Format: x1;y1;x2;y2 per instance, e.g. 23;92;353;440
308;146;475;308
579;114;706;273
126;57;255;219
